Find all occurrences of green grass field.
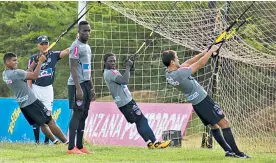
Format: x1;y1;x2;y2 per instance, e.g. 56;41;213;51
0;143;275;163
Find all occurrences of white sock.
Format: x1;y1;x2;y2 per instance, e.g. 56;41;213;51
53;139;58;144
153;140;158;144
146;140;151;144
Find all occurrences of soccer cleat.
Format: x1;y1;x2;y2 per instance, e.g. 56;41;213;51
53;139;61;145
147;142;155;149
67;147;84;154
225;151;235;157
54;141;61;145
77;147;92;154
234;152;252;159
154;140;171;149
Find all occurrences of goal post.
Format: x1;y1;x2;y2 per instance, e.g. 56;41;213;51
86;1;276;152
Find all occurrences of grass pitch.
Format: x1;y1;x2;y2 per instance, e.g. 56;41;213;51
0;143;275;163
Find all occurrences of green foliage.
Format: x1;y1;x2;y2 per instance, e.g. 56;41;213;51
0;2;77;98
0;2;77;56
0;2;274;101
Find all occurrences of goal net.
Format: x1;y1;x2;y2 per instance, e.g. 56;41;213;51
87;1;276;152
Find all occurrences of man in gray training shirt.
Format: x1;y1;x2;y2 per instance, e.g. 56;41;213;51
162;45;251;159
103;52;171;149
67;20;95;154
2;52;67;144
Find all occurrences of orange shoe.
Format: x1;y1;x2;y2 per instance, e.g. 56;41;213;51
67;147;84;154
77;147;92;154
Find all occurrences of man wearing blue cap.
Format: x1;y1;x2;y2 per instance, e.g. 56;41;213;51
27;35;69;144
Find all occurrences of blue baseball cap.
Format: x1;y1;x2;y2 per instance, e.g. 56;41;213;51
37;35;49;44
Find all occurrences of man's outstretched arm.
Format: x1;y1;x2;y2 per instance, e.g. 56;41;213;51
189;45;220;74
180;49;207;67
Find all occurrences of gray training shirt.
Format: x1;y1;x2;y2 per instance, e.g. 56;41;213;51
104;69;132;107
2;69;37;108
165;67;207;105
68;40;92;85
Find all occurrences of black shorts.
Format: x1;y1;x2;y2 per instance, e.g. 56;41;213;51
68;81;92;110
193;95;225;126
21;99;52;126
119;99;144;124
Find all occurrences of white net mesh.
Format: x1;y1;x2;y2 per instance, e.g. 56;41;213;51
88;1;276;152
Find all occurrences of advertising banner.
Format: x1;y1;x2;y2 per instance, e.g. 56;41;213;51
84;102;193;146
0;98;70;142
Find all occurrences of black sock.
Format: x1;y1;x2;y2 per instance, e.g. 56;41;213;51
136;116;156;143
33;124;40;144
222;127;241;154
76;119;85;149
76;110;88;149
68;110;83;150
211;128;232;152
76;129;84;149
44;137;49;144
